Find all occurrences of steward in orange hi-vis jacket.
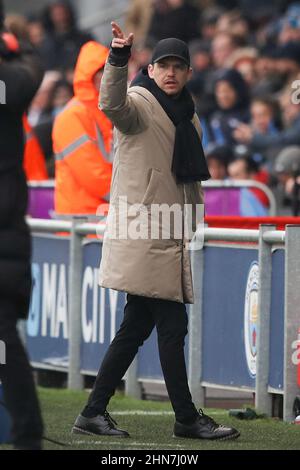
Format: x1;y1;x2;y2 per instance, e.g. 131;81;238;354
53;41;113;214
23;114;48;181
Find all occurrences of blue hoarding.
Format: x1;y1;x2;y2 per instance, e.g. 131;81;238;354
27;235;69;368
202;246;259;388
27;236;285;391
80;242;125;373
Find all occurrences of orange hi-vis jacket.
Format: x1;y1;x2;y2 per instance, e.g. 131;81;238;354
53;41;113;215
23;114;48;181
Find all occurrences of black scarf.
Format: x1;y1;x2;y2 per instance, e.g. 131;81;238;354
130;68;210;183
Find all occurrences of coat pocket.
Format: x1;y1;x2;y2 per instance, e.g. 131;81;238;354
141;168;162;207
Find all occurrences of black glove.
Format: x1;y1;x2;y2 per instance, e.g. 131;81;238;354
108;43;132;67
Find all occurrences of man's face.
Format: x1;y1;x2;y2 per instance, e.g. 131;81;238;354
148;57;192;96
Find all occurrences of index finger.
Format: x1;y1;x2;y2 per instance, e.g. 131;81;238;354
111;21;123;36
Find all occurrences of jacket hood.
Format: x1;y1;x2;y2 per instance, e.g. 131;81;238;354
215;68;250;112
73;41;108;102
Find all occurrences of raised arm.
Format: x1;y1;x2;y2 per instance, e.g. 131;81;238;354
99;21;151;135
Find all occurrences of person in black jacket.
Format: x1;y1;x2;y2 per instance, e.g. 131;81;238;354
208;68;250;147
0;0;44;450
39;0;94;71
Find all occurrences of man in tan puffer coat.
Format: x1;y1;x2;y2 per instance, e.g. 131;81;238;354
72;21;239;442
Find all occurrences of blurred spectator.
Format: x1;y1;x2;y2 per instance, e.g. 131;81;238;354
10;0;300;216
27;15;46;49
274;145;300;215
187;39;215;116
53;42;113;215
39;0;94;71
3;13;48;181
200;6;225;41
216;10;250;43
125;0;154;44
278;3;300;44
228;155;269;215
253;46;285;96
189;39;211;73
248;97;281;168
239;0;283;22
147;0;200;44
234;143;270;203
250;97;281;135
209;68;250;146
228;153;255;178
211;32;240;68
34;79;73;177
23;115;48;181
225;47;258;86
234;88;300;153
205;143;233;179
274;41;300;83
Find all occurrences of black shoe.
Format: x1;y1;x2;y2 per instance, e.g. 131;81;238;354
72;411;130;437
173;409;240;441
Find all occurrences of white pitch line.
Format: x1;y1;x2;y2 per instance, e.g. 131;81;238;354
72;440;186;448
110;410;227;416
112;411;173;416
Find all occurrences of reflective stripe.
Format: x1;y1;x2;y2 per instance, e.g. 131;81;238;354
55;134;91;161
96;124;113;162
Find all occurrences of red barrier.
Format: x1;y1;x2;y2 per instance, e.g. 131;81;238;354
205;216;300;230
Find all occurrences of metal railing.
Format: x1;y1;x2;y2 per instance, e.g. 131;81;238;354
189;224;300;422
27;217;300;422
28;179;277;216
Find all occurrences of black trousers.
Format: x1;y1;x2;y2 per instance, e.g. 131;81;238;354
83;294;198;424
0;299;43;448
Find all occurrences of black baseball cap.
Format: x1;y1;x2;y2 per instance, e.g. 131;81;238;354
151;38;190;67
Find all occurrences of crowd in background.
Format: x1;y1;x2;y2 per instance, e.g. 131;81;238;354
5;0;300;214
